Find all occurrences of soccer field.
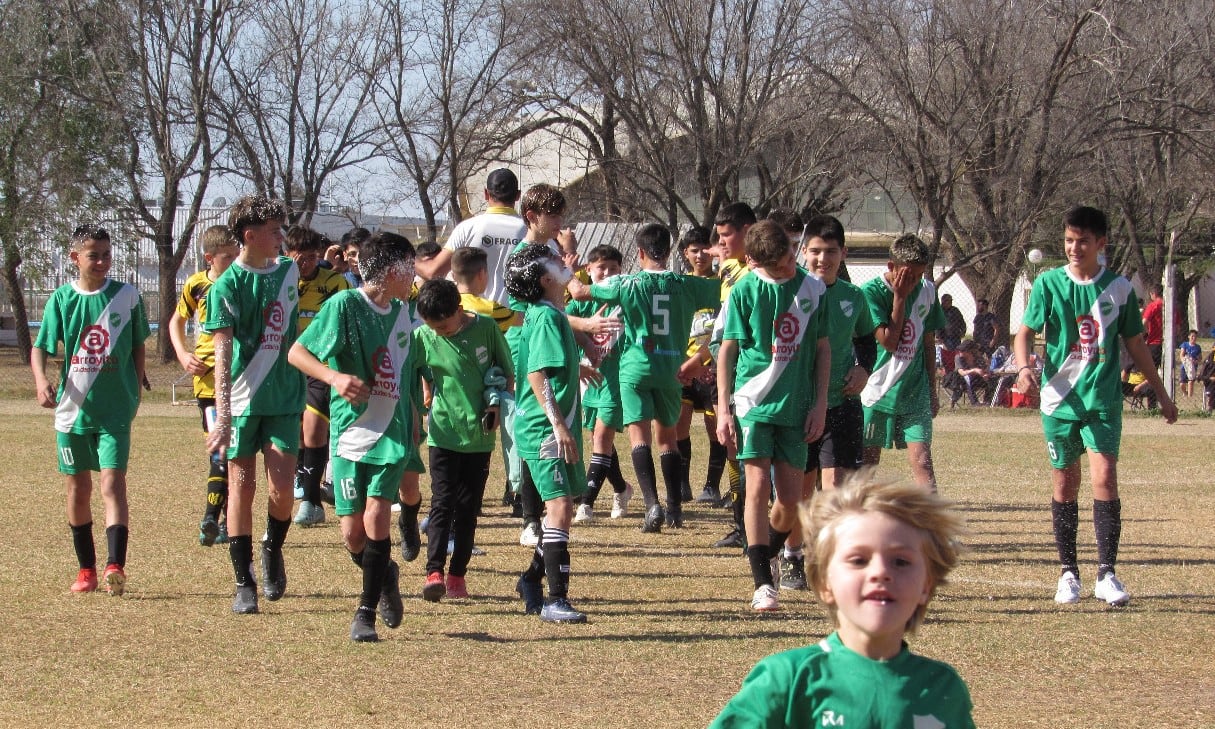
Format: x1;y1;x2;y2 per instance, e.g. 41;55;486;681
1;392;1212;728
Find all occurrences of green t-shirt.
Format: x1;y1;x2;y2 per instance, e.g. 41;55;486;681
295;289;415;465
722;268;828;425
567;296;623;409
418;313;514;453
859;276;945;415
590;269;720;385
820;278;878;408
204;256;305;418
35;279;150;433
1022;266;1142;419
513;301;582;460
709;632;975;729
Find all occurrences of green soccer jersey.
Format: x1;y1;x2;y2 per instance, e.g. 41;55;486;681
819;278;879;408
35;279;150;434
295;289;416;465
203;256;305;418
567;296;623;410
513;301;582;460
722;268;828;426
418;313;514;453
591;269;720;385
709;632;975;729
859;276;945;415
1022;265;1142;419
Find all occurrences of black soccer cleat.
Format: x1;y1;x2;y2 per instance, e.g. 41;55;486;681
515;574;544;615
350;606;379;642
232;583;259;615
540;597;587;624
378;560;404;629
641;504;664;533
261;541;287;601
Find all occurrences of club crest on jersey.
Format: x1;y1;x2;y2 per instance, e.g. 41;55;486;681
109;312;121;327
799;298;815;314
396;329;410;348
839;300;854;318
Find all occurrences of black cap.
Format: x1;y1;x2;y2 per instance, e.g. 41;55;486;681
486;168;520;202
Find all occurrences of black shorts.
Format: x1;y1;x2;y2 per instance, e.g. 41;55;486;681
196;397;216;433
306;375;330;419
681;378;717;414
806;398;864;472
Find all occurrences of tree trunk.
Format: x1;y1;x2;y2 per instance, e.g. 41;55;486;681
2;243;32;363
158;251;178;363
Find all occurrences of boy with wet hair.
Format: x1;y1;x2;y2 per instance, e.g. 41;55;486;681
204;194;305;615
288;231;417;641
414;278;513;600
717;219;830;611
283;224;350;526
170;224;239;546
33;224;150;596
507;243;598;623
859;233;945;491
592;223;720;532
1014;206;1176;607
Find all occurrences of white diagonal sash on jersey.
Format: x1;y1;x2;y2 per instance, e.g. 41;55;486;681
337;305;413;460
860;282;936;408
733;274;822;420
56;284;139;432
1040;275;1131;415
230;263;298;417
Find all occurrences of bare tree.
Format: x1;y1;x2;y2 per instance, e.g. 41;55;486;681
75;0;235;361
215;0;385;223
812;0;1109;334
371;0;541;239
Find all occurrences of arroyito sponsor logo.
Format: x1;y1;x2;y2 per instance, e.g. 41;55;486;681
260;301;286;349
772;313;802;361
1072;313;1103;360
370;345;400;399
895;319;918;360
80;325;110;355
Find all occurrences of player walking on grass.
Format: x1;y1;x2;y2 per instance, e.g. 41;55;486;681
32;225;149;596
288;231;417;642
1014;206;1177;607
717;220;830;611
204;195;305;615
507;243;598;623
590;223;720;532
169;224;238;547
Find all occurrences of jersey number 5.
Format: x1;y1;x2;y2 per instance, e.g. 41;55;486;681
652;294;670;336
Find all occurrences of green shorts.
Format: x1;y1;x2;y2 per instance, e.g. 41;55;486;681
583;400;624;432
56;430;130;474
403;446;425;474
621;380;681;427
229;413;300;459
863;407;933;450
526;458;587;502
1041;411;1121;469
734;417;807;467
331;457;407;516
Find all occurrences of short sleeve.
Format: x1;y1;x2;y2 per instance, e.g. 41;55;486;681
707;655;795;729
1022;277;1048;332
33;290;63;355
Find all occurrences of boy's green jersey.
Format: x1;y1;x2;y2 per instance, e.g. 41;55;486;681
819;278;878;408
35;279;150;433
722;268;828;425
859;276;945;415
567;295;623;409
513;301;582;460
1022;266;1142;419
709;632;975;729
295;289;415;465
204;256;305;418
590;269;719;385
417;313;514;453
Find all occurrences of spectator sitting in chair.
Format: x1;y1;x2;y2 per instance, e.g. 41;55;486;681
1121;362;1157;410
944;339;989;408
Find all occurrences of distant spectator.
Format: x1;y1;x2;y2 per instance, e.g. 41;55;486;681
972;298;999;354
1142;284;1163;366
940;294;966;351
1179;329;1201;397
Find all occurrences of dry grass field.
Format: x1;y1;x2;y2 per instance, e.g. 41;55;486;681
1;350;1213;728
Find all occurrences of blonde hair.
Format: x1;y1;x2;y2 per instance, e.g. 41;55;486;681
801;478;965;634
199;225;233;255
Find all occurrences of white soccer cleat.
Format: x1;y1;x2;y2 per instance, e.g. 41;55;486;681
751;584;779;612
610;484;633;519
1054;571;1081;604
1093;572;1131;607
574;504;594;523
519;522;540;547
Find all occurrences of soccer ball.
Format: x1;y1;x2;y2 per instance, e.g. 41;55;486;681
1027;248;1044;264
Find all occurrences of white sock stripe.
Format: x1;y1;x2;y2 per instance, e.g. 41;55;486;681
541;527;570;544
